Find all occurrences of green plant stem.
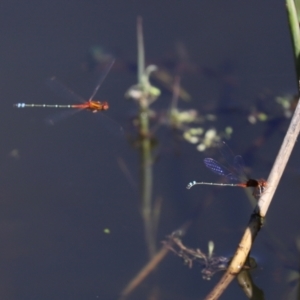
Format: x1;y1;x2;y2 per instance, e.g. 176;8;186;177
137;16;145;85
137;16;156;258
286;0;300;80
139;105;156;258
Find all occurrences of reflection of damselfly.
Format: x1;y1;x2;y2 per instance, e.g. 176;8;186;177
187;142;267;199
14;60;115;123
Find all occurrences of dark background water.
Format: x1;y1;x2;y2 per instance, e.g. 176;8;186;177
1;0;299;299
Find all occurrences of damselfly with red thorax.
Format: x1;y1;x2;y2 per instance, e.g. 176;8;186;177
186;142;267;199
14;60;115;123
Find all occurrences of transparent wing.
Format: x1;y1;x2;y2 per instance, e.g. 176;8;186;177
88;58;115;101
218;141;247;180
45;107;84;125
233;155;247;181
204;158;238;182
93;111;124;140
46;77;85;103
218;141;235;169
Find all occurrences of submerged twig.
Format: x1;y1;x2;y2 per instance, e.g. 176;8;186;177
119;222;192;299
119;245;170;300
164;232;229;280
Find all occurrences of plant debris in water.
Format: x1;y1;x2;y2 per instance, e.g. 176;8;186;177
163;230;229;280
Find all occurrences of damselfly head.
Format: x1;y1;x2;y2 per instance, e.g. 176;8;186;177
252;179;267;199
102;101;109;110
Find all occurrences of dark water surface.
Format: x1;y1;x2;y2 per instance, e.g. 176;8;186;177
1;0;299;299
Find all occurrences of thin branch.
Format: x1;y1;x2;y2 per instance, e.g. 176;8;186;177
119;246;170;300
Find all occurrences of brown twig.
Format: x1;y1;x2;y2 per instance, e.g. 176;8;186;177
119;222;192;299
119;245;170;300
